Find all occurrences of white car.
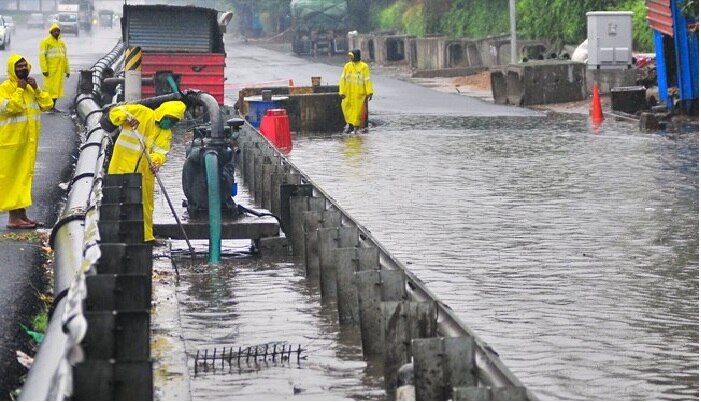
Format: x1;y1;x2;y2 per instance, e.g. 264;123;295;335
0;15;10;50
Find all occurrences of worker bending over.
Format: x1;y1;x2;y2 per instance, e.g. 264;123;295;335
104;101;186;243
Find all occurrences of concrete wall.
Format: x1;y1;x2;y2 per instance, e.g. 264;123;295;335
347;32;376;62
410;34;550;71
491;61;587;106
586;68;643;95
374;34;414;66
411;36;449;70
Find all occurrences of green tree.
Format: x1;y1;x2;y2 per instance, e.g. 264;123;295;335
348;0;372;32
441;0;510;38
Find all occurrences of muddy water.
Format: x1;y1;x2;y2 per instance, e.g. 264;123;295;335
153;111;698;400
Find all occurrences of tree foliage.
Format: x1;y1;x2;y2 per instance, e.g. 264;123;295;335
370;0;653;51
441;0;509;38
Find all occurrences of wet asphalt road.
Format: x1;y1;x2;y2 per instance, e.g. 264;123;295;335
0;24;120;397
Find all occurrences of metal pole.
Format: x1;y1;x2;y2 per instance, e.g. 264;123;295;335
510;0;517;64
130;124;196;260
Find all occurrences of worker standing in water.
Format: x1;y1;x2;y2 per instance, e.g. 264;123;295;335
339;48;373;134
103;101;186;243
39;23;70;113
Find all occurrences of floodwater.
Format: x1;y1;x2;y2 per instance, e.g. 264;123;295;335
152;39;698;400
155;135;388;400
155;111;698;400
285;113;699;400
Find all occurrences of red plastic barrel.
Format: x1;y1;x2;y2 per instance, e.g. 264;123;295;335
259;109;292;153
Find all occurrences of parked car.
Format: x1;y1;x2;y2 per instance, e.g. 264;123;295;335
4;16;15;34
57;12;79;36
27;13;44;29
0;15;10;50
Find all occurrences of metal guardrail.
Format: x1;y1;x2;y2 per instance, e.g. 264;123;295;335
235;123;537;400
19;41;125;401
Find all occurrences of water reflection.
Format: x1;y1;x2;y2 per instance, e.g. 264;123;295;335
176;256;386;400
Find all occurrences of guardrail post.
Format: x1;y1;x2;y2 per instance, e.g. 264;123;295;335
279;183;313;237
355;270;406;356
381;301;437;392
288;194;324;257
334;245;380;325
270;172;301;217
261;162;285;211
317;226;358;299
411;336;477;400
74;173;152;400
241;143;259;187
302;208;341;278
253;154;273;204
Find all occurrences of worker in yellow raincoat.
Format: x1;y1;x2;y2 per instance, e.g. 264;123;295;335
106;101;186;242
339;48;373;134
0;54;54;229
39;23;70;112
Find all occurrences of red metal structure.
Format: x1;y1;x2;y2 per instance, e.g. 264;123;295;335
123;4;227;104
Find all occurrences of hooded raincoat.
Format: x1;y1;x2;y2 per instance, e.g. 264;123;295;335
107;101;186;241
39;23;70;99
339;50;373;127
0;54;54;212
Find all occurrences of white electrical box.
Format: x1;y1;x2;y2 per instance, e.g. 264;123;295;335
586;11;633;69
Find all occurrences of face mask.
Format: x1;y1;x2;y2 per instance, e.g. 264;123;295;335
159;118;174;129
16;69;28;80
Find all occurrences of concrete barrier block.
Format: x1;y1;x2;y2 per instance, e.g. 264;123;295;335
611;85;647;114
512;61;587;105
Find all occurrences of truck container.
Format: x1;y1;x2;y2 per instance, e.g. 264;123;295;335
123;4;226;104
290;0;348;56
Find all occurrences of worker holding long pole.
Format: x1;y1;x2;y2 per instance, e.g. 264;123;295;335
103;101;186;245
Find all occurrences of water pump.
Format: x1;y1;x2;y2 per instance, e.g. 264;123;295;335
182;117;244;218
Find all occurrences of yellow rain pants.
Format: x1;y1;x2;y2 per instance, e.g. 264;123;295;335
107;101;186;241
0;54;54;211
39;23;70;99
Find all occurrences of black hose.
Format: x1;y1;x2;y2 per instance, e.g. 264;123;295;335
237;204;281;223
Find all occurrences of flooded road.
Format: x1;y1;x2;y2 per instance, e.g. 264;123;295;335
285;113;699;400
147;35;697;400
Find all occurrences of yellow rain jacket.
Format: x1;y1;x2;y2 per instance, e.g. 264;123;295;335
339;58;373;127
107;101;186;241
39;24;70;99
0;54;54;211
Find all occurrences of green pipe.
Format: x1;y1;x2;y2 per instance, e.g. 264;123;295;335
204;152;221;263
166;75;180;93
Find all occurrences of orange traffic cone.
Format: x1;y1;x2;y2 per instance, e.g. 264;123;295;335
591;83;604;123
